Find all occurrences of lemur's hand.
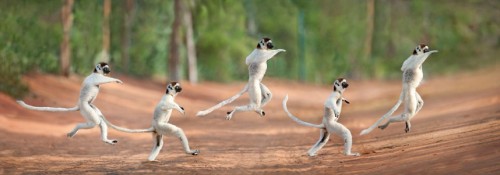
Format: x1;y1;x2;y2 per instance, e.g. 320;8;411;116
344;99;350;104
116;80;123;84
180;106;185;115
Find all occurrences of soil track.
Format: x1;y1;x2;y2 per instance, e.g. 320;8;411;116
0;66;499;174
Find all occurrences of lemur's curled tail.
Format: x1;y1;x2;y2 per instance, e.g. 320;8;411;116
282;95;325;129
359;92;403;135
196;84;249;117
17;100;79;112
101;116;154;133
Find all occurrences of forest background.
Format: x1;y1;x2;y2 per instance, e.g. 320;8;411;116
0;0;498;98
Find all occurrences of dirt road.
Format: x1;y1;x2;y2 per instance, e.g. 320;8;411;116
0;66;498;174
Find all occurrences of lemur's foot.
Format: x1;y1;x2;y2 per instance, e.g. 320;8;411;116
378;125;387;130
256;110;265;117
307;153;317;157
104;139;118;145
405;122;411;133
226;112;234;120
67;132;76;138
405;127;410;133
346;152;361;156
190;150;200;155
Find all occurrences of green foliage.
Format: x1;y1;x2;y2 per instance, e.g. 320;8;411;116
193;0;254;82
0;0;498;98
0;0;61;97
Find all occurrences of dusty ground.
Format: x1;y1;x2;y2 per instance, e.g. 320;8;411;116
0;66;499;174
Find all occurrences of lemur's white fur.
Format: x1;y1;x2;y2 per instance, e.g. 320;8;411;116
196;38;286;120
283;78;359;157
360;45;438;135
101;82;199;161
17;63;123;144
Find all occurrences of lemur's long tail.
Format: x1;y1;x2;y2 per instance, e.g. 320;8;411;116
101;115;154;133
196;84;248;117
359;91;403;135
282;95;325;129
17;100;79;112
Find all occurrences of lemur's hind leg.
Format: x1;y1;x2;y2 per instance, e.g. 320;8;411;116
226;82;264;119
67;122;96;138
148;132;164;161
90;105;118;144
98;120;117;144
307;129;330;157
378;113;411;130
161;123;199;155
260;83;273;107
330;122;359;156
226;104;261;120
172;125;199;155
415;92;424;114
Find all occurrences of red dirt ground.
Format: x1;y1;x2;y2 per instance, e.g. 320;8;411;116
0;65;498;174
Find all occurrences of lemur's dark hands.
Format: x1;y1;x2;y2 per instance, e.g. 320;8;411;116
180;106;184;111
344;100;350;104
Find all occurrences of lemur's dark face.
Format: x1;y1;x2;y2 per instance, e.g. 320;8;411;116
333;78;348;91
94;62;111;75
412;44;430;55
166;82;182;95
256;37;274;50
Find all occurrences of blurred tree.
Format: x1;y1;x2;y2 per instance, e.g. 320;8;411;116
98;0;111;63
184;0;198;84
60;0;74;77
0;0;499;98
168;0;183;81
363;0;375;77
121;0;135;73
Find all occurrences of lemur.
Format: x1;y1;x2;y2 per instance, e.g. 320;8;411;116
17;62;123;144
282;78;360;157
101;82;199;161
196;38;286;120
360;44;438;135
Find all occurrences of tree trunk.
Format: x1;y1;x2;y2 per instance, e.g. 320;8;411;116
184;0;197;84
363;0;375;73
60;0;74;77
122;0;135;73
100;0;111;63
243;0;257;36
168;0;183;81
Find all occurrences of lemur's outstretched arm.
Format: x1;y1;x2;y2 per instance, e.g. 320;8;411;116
263;49;286;62
171;102;185;115
413;50;438;68
94;74;123;85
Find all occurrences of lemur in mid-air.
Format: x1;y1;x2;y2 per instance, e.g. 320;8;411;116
102;82;199;161
17;62;123;144
196;38;286;120
360;44;438;135
283;78;360;157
